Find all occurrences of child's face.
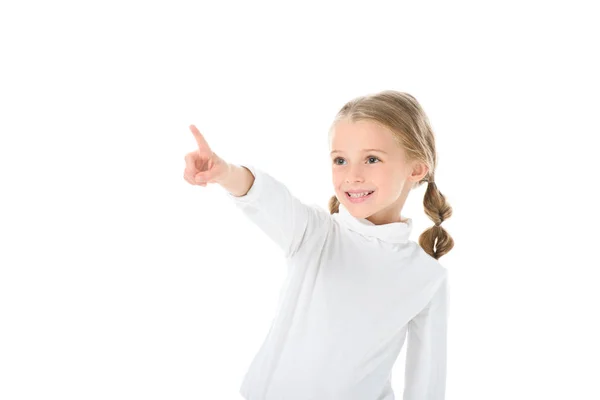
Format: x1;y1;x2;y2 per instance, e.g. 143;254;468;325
329;119;425;225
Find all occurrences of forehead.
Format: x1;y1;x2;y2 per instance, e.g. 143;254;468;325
330;119;398;151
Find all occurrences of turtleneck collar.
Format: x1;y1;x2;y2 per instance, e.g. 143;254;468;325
334;203;413;244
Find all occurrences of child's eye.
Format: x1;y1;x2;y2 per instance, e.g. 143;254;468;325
333;156;380;165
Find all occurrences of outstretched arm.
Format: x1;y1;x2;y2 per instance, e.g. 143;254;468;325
403;275;448;400
223;163;330;259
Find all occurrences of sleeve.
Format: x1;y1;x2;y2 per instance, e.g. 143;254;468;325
225;164;330;259
403;274;448;400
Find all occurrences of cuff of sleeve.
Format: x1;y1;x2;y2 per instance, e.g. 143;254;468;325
225;164;262;203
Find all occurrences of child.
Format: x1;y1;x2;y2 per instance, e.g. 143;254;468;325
184;90;454;400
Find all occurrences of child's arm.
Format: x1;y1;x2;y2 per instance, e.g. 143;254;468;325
217;163;255;197
220;163;330;259
403;275;448;400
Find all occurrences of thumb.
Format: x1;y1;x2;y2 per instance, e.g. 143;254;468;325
194;171;212;182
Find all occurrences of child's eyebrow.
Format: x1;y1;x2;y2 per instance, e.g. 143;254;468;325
330;149;388;155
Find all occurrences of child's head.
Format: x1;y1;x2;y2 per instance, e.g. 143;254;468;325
327;90;453;259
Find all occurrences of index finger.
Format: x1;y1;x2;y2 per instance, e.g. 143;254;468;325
189;124;212;153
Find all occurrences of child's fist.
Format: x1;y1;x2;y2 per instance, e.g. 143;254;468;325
183;124;230;187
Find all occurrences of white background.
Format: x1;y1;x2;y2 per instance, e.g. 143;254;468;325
1;1;599;399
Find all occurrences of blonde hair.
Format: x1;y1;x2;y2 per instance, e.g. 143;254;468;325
327;90;454;260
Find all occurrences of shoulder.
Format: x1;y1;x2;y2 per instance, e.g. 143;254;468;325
411;241;448;281
302;202;335;243
307;203;335;226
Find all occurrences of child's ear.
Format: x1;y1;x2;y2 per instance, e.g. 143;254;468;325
409;161;429;183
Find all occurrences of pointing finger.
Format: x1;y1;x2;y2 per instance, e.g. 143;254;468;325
189;124;212;154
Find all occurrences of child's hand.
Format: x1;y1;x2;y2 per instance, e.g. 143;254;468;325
183;124;230;187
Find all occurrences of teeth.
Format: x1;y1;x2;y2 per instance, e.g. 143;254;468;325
348;191;372;198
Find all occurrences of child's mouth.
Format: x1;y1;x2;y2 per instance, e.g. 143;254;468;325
346;190;375;203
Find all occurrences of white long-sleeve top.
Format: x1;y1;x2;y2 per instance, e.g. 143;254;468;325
226;164;449;400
